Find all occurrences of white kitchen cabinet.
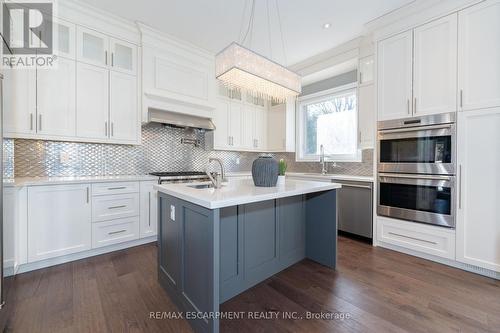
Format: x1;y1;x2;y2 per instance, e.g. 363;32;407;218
358;55;374;85
140;181;158;238
458;0;500;111
377;30;413;121
241;106;254;149
253;107;268;150
358;84;375;149
36;57;76;137
92;217;140;248
413;13;457;116
456;108;500;272
46;17;76;59
77;26;109;68
267;104;286;151
92;193;139;222
212;98;231;148
228;102;244;148
27;184;91;262
109;71;138;142
3;69;36;135
3;188;18;273
76;62;109;140
377;216;456;260
109;38;137;75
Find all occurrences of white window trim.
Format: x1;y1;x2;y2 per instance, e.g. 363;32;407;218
295;82;361;163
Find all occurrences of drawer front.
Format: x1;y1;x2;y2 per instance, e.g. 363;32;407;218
92;217;139;248
92;193;139;222
92;182;139;196
377;216;455;260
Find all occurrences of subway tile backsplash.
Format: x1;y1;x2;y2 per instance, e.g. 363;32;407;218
3;123;373;178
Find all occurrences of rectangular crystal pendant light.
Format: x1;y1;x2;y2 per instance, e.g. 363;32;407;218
215;43;301;103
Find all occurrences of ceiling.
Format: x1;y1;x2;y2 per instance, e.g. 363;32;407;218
79;0;414;66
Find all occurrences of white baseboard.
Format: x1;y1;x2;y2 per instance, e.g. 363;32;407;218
13;236;157;276
378;241;500;280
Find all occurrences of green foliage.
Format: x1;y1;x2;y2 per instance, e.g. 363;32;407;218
279;159;288;176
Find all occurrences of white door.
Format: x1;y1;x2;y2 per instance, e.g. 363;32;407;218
456;108;500;272
109;71;138;143
76;63;109;140
458;0;500;111
377;30;413;120
228;102;243;148
3;69;36;135
413;13;457;116
253;107;268;150
36;57;76;137
140;181;157;238
358;84;375;149
213;98;230;149
77;26;109;68
109;38;137;75
28;184;91;262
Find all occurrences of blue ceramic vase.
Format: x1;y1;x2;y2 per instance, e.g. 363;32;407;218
252;155;279;187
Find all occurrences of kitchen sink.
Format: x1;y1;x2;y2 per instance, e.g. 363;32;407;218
187;184;214;189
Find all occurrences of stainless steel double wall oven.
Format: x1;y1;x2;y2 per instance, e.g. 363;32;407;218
377;112;456;228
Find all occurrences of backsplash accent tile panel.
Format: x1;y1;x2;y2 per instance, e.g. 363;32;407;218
9;123;373;178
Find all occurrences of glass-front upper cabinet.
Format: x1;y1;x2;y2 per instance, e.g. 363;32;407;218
52;18;76;59
77;26;109;68
358;55;374;85
109;38;137;75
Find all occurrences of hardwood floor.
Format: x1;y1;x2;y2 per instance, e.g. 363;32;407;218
2;237;499;332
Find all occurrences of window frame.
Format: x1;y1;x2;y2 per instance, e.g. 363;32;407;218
295;83;361;162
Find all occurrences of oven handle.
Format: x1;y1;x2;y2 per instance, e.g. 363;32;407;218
378;123;452;134
378;173;453;181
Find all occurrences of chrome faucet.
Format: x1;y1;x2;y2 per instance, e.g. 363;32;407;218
320;144;328;175
205;158;226;189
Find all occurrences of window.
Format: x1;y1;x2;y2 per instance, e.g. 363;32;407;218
296;84;360;162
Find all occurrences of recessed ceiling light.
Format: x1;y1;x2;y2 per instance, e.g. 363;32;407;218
323;23;331;29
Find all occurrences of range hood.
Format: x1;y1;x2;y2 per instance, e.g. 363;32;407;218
148;108;215;131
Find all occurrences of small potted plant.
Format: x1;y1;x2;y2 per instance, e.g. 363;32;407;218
277;159;287;186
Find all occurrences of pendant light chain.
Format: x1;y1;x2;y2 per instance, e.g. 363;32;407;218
275;0;287;66
266;0;273;61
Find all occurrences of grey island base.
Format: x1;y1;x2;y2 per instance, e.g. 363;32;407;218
156;179;340;333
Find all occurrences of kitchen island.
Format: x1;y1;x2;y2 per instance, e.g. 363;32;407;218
155;178;341;333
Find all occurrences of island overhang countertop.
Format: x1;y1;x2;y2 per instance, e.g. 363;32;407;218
155;178;342;209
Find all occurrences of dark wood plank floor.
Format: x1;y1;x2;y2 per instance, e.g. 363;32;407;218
1;237;499;333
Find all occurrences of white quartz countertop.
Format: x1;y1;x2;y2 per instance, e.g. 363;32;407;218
155;178;342;209
226;171;373;182
286;172;374;182
3;174;157;187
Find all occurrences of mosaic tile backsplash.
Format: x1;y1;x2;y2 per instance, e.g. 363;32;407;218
3;123;373;178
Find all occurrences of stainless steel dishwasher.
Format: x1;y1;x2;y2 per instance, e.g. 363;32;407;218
333;179;373;239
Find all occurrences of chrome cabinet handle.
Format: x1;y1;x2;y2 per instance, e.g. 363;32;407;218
30;113;33;131
378;172;452;181
108;186;126;190
359;72;363;84
108;229;127;235
460;89;463;108
459;164;463;209
86;187;89;203
38;114;42;131
111;53;114;67
335;183;372;190
105;121;108;136
105;51;108;65
108;205;126;210
414;97;417;114
407;99;410;114
111;122;114;137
